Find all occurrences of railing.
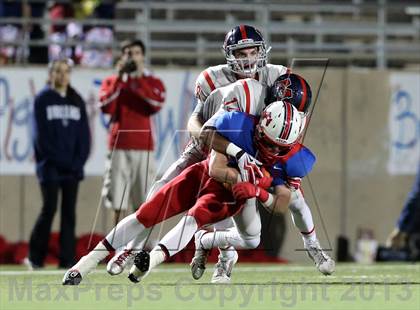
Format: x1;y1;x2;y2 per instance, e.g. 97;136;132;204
0;0;419;68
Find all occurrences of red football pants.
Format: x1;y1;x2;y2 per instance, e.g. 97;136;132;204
135;160;242;228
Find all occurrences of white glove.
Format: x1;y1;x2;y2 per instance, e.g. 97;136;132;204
226;143;263;184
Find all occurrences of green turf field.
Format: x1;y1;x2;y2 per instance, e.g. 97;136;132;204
0;263;419;310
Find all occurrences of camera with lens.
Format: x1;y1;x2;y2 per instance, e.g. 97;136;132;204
121;50;137;73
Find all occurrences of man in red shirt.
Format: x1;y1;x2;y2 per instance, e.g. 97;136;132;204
99;40;166;224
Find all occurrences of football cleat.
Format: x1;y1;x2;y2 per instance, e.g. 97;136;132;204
190;230;211;280
62;269;82;285
107;249;135;275
304;239;335;275
128;250;150;283
211;248;238;284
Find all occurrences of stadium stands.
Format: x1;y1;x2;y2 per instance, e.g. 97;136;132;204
0;0;419;68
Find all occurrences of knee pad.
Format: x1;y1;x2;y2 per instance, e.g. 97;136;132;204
237;219;261;240
238;233;261;249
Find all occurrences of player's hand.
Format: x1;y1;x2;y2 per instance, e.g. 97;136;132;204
236;151;263;184
232;182;260;201
256;175;273;189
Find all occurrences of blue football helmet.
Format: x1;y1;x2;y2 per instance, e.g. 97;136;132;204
223;25;271;77
266;73;312;114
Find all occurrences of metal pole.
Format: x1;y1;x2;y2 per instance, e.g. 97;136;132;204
340;70;349;237
377;0;387;69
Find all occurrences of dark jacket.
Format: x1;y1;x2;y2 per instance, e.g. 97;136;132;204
397;164;420;234
33;85;91;183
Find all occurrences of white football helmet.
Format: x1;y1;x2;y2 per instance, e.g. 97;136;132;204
255;101;303;164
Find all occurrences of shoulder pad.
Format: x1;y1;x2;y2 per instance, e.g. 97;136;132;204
195;65;235;103
219;78;265;116
261;64;291;87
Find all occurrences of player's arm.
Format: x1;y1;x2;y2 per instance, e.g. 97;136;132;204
187;105;204;140
190;92;239;154
201;109;264;184
200;123;232;155
199;107;250;161
232;182;291;215
208;150;239;185
189;68;216;139
199;79;262;159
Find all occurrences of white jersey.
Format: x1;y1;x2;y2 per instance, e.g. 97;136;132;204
202;78;266;127
194;63;289;122
147;63;289;198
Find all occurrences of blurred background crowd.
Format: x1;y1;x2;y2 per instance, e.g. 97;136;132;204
1;0;420;68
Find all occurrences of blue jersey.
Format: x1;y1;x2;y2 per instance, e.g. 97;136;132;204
214;111;316;186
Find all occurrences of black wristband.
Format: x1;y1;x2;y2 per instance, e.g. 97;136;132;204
235;150;245;160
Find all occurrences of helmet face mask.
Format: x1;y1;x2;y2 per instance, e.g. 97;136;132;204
254;128;291;165
223;25;271;77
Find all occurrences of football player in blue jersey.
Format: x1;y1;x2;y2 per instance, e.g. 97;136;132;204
128;100;335;283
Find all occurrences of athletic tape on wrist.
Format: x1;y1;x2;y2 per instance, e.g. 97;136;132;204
226;143;243;158
257;187;274;207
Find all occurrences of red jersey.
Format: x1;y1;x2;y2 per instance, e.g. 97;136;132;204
99;72;165;150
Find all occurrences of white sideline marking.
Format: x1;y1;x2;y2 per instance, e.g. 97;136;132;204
0;266;303;276
0;264;418;276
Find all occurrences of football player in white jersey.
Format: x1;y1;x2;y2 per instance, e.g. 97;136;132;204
127;73;334;284
105;24;290;275
191;73;335;283
62;72;331;286
127;100;305;283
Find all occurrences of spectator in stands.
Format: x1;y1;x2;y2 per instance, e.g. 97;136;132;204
25;58;91;269
48;1;75;61
0;1;24;64
26;1;48;64
386;164;420;254
75;0;115;68
99;39;165;225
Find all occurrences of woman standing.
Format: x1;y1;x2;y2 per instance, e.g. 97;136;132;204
26;59;91;269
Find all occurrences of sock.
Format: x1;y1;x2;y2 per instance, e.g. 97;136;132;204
288;190;317;242
104;213;148;250
149;245;167;270
72;242;109;277
301;227;317;242
159;215;198;256
219;246;236;260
